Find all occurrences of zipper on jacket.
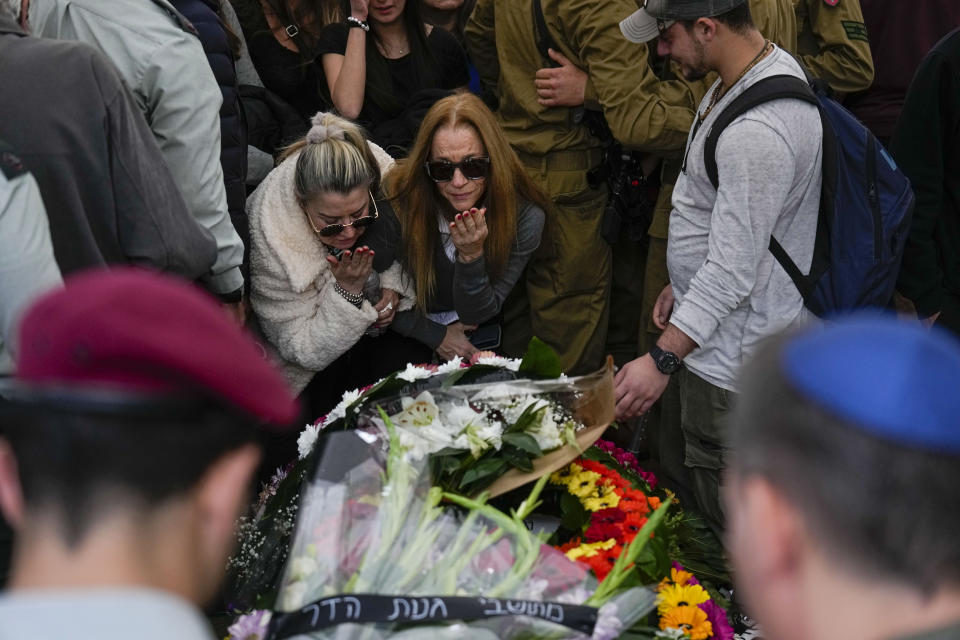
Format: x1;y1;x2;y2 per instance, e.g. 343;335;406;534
866;136;882;261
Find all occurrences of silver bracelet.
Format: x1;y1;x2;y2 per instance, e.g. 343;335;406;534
335;282;364;307
346;16;369;32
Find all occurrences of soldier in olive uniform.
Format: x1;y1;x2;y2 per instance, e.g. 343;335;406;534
465;0;695;374
793;0;874;94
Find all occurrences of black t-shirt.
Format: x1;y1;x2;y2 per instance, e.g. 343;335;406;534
230;0;330;121
317;23;469;154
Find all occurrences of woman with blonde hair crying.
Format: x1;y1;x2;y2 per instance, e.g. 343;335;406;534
379;92;551;361
247;112;427;420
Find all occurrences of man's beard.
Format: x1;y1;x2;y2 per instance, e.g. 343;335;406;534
682;65;709;81
680;39;709;81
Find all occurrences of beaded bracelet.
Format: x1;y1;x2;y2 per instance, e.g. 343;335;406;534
335;282;364;307
346;16;370;31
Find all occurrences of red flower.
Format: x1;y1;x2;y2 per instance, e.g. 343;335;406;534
584;522;622;543
592;507;627;525
558;538;583;553
617;513;649;543
584;543;624;581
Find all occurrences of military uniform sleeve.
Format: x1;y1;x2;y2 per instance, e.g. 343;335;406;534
94;54;218;280
0;168;62;359
562;0;695;155
891;50;959;318
797;0;874;94
464;0;500;100
142;37;246;295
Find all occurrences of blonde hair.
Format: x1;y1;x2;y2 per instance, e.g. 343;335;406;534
385;93;549;311
279;112;380;203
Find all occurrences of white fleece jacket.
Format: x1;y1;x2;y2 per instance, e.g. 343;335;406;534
247;145;415;393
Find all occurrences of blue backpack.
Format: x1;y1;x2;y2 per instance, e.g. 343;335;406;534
702;74;915;317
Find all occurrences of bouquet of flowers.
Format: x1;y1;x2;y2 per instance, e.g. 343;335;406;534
227;342;614;610
539;443;733;640
228;414;674;640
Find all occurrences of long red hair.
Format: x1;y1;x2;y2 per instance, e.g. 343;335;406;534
385;92;549;311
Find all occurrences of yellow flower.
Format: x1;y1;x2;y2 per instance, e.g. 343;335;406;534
660;605;713;640
550;462;583;485
657;583;710;616
566;470;602;498
564;538;616;561
583;488;621;512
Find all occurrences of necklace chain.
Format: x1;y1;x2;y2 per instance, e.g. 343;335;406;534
698;39;772;123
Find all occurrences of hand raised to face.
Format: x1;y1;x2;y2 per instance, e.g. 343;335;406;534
449;207;488;263
327;246;375;294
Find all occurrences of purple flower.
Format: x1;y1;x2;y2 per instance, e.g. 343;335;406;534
699;599;734;640
227;610;271;640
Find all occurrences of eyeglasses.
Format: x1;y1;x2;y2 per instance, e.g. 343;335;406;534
424;157;490;182
303;191;379;237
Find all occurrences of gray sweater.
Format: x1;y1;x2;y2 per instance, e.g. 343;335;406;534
668;46;821;391
391;200;545;348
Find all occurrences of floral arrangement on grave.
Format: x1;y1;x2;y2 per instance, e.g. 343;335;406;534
228;417;669;639
228;340;616;608
225;340;734;639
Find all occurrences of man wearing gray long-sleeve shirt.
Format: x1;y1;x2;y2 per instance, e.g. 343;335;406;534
613;0;821;535
27;0;246;306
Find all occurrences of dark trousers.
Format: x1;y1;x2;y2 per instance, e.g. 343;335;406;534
258;331;432;481
677;367;737;540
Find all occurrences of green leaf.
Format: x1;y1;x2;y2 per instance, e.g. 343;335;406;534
501;432;543;456
502;446;534;472
508;402;546;434
559;491;591;533
518;336;563;378
459;457;508;487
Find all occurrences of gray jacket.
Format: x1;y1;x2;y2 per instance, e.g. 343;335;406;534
0;150;62;376
29;0;245;295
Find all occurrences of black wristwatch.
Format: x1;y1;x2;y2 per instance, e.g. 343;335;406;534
649;345;681;375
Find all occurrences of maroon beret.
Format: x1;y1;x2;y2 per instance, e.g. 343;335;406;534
15;268;299;427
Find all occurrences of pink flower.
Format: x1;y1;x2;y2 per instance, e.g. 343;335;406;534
699;599;735;640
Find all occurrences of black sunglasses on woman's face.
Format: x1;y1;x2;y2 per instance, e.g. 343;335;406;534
303;191;379;237
424;157;490;182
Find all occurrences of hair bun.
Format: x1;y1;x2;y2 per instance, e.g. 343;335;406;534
305;113;347;145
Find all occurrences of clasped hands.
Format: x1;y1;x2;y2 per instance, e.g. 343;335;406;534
449;207;488;263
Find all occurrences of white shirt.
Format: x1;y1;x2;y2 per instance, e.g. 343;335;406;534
0;588;217;640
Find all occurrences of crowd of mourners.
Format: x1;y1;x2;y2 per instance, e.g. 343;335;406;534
1;0;959;638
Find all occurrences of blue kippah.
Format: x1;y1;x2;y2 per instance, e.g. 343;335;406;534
781;314;960;454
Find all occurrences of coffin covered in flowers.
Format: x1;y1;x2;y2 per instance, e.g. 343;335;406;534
226;341;731;639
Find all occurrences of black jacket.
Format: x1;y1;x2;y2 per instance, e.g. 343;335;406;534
170;0;249;250
892;28;960;334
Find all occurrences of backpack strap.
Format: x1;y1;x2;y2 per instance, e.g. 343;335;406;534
702;74;822;301
532;0;558;64
703;75;817;190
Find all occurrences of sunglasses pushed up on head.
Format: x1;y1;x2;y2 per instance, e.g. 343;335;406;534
304;191;380;237
424;157;490;182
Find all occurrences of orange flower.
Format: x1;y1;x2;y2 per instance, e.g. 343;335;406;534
670;567;695;586
659;605;712;640
648;496;662;510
